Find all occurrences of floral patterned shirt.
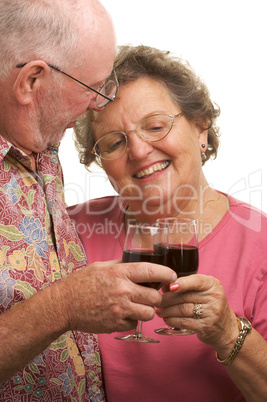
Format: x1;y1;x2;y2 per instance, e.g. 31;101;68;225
0;136;105;401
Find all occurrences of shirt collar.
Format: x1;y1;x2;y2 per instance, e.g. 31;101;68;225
0;136;12;163
0;135;60;170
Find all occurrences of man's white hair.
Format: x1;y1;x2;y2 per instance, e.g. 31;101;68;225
0;0;107;80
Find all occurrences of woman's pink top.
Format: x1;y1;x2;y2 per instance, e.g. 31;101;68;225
68;194;267;402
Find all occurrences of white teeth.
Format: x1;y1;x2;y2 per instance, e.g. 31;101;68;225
135;161;170;179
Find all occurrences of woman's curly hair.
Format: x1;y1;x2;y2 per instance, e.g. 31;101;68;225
74;44;220;169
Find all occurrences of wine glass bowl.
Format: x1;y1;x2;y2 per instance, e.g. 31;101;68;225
154;217;199;336
115;224;168;342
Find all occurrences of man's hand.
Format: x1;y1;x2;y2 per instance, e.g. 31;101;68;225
57;260;177;333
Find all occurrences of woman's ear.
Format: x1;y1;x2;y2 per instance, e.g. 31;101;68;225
13;61;50;105
196;121;208;152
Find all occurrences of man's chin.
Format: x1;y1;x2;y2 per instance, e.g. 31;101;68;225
66;121;77;129
36;132;65;152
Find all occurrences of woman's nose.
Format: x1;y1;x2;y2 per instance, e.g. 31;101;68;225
127;132;154;160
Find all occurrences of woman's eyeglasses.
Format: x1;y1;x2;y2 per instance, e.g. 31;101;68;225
92;113;183;160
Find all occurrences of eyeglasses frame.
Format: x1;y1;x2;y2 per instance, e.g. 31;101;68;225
16;62;119;107
92;112;184;160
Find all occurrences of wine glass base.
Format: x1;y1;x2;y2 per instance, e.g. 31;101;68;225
114;333;160;343
154;327;196;336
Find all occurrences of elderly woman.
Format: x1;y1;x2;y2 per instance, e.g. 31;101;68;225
68;45;267;402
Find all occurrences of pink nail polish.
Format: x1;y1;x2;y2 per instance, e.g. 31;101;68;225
170;283;179;292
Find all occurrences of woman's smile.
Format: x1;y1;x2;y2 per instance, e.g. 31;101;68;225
133;160;170;179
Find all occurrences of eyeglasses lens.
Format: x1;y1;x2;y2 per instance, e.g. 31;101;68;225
139;115;172;140
95;114;175;160
96;80;118;108
96;133;127;159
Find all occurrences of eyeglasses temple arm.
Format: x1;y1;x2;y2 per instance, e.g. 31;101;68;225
16;62;113;102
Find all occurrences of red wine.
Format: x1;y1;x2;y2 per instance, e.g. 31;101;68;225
155;244;198;277
122;249;167;290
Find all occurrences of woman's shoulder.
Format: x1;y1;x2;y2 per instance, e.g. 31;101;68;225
228;194;267;232
202;193;267;249
229;194;266;214
67;195;126;224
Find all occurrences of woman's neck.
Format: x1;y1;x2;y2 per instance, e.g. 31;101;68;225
125;184;213;221
124;187;229;241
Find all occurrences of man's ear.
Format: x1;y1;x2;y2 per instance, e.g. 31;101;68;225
13;61;50;105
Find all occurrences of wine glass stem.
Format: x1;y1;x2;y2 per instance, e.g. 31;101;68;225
134;321;143;338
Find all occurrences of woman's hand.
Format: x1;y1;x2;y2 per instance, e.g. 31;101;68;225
157;274;267;401
157;274;239;354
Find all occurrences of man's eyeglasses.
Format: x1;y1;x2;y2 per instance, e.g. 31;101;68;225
16;62;119;108
92;113;183;160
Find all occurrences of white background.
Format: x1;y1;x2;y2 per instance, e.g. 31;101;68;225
59;0;267;211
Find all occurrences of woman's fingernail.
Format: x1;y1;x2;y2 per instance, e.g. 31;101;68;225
169;283;179;292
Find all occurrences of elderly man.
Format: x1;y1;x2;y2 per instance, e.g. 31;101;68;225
0;1;176;400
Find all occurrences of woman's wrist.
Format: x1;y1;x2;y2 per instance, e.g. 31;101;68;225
213;313;240;359
216;318;252;365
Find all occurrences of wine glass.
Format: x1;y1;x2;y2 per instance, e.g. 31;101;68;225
154;217;199;336
115;223;168;343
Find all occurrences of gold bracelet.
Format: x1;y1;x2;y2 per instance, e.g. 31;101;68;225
216;317;252;365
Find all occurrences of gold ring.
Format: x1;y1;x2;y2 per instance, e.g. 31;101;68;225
193;303;202;319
